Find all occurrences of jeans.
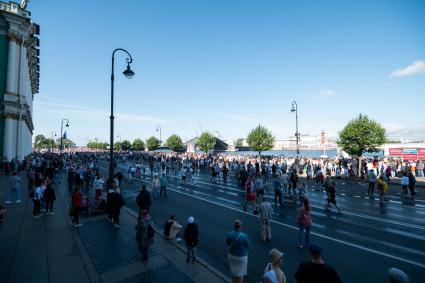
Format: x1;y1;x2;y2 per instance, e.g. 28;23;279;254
368;182;375;195
298;224;310;246
282;184;289;196
8;187;21;202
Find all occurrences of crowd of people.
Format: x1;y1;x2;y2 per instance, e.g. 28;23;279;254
0;150;417;283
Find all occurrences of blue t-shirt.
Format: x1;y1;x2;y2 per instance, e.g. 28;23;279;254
226;230;250;257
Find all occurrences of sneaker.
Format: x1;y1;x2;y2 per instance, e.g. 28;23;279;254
4;201;12;204
15;200;21;203
75;224;82;227
297;244;303;249
175;237;182;243
50;212;55;215
114;224;120;228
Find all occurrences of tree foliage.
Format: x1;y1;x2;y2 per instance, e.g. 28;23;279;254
34;134;76;149
114;141;122;151
337;114;386;156
166;134;183;151
132;138;145;151
197;132;216;153
146;136;160;151
121;140;132;150
246;125;275;155
86;141;108;149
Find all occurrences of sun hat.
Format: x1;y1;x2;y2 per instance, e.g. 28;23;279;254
187;216;195;224
388;268;409;283
268;248;284;264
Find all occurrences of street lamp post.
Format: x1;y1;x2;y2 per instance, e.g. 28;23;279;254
156;125;162;146
60;118;70;155
109;48;135;181
51;132;57;152
290;101;300;155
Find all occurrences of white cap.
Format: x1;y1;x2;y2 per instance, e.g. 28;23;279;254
187;216;195;224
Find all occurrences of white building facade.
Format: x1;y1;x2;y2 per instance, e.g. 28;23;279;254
0;1;39;161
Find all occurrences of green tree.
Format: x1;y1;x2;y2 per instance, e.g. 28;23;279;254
114;141;122;151
121;140;132;150
246;125;275;156
166;134;183;151
197;132;216;153
234;138;244;146
146;136;160;151
56;138;76;149
33;134;46;149
132;138;145;151
338;114;386;175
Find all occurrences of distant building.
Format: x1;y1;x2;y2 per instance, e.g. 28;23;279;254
273;135;337;150
0;1;40;160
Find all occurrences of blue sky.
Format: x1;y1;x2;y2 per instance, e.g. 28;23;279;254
30;0;425;145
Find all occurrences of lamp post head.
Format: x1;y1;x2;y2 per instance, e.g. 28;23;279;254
291;105;296;113
65;122;70;127
123;63;135;79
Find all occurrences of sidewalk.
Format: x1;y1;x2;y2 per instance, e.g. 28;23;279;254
0;171;230;283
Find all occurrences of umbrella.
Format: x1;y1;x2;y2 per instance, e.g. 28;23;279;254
320;154;328;159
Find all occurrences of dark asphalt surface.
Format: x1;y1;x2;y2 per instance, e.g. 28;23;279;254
96;161;425;283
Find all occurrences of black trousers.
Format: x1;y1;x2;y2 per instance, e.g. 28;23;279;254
46;200;54;212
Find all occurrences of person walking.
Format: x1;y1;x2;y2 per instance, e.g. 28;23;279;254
368;169;377;198
6;172;22;204
324;183;342;212
71;187;83;227
408;170;416;197
184;216;199;263
152;174;160;199
160;172;168;198
294;244;342;283
273;177;283;206
110;188;125;228
136;185;152;213
258;197;273;242
136;209;153;262
32;181;43;218
264;248;286;283
296;198;312;249
226;219;250;283
377;175;389;205
44;181;56;215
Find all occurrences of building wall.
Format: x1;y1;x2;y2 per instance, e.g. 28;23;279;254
0;19;8;156
0;3;39;161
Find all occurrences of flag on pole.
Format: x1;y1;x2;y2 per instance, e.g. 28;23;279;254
63;131;67;140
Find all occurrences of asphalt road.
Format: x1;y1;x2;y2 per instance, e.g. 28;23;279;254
96;161;425;283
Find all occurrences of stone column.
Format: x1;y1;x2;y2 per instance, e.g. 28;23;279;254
3;117;15;160
6;34;18;94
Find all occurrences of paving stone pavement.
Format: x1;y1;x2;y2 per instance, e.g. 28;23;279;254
117;263;194;283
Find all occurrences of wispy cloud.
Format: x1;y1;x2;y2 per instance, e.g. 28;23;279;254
390;60;425;78
383;123;425;141
313;87;336;99
34;94;168;124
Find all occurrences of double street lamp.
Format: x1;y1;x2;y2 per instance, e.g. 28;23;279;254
290;100;300;155
60;118;70;154
109;48;135;181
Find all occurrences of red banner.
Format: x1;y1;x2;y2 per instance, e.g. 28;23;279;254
389;148;402;156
